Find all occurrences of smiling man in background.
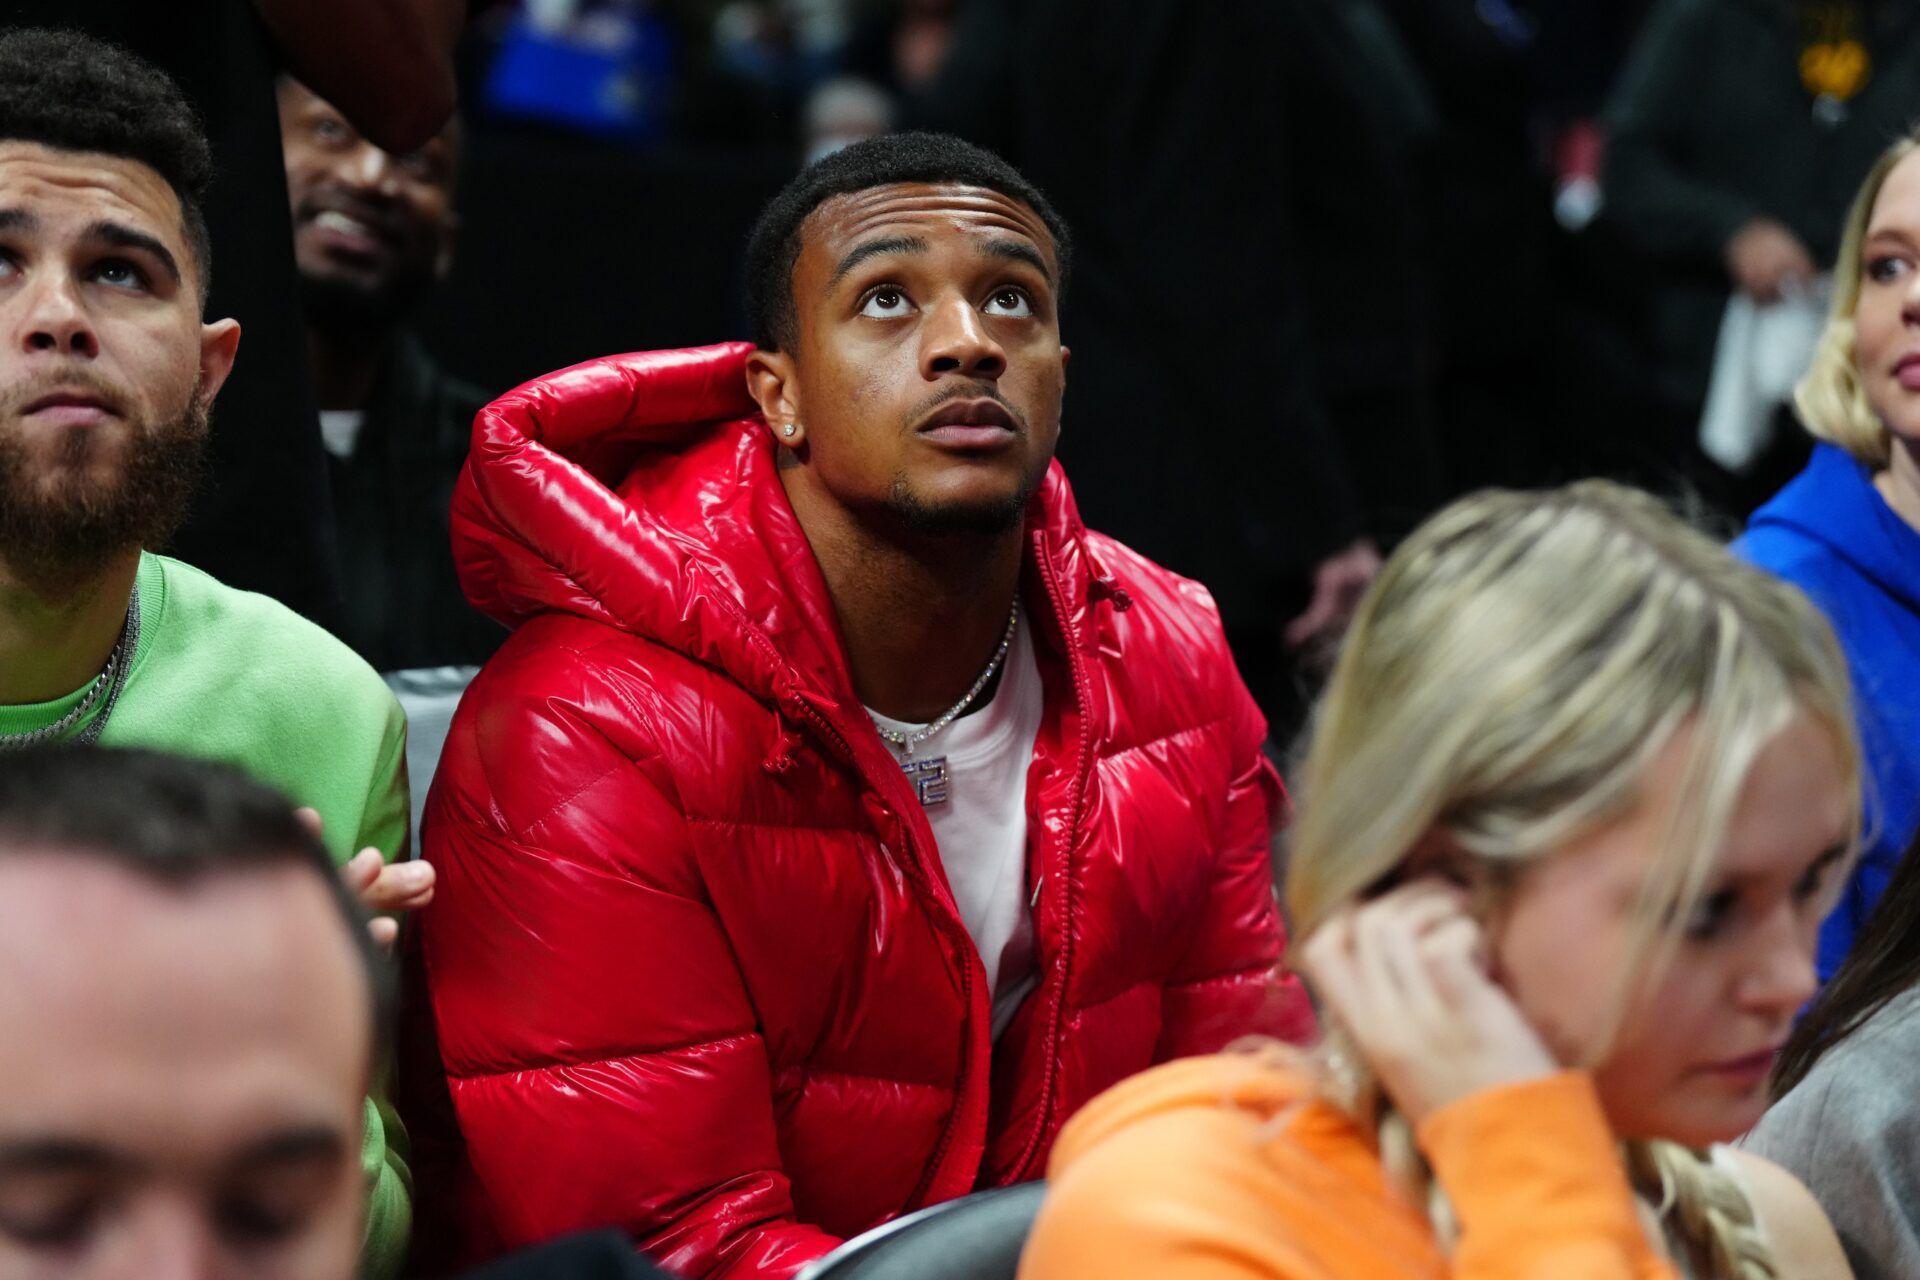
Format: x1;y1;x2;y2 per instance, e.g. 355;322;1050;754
279;78;499;836
279;76;499;678
406;131;1313;1276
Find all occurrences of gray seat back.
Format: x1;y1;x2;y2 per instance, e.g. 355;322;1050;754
797;1183;1048;1280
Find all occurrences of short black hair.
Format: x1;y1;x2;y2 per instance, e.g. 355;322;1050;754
744;131;1073;352
0;746;391;1062
0;28;215;302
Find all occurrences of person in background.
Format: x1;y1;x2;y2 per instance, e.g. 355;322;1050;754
0;746;680;1280
1021;480;1859;1278
405;131;1313;1277
1738;127;1920;981
279;75;500;831
1748;826;1920;1279
1604;0;1920;505
800;76;894;166
907;0;1436;739
279;75;499;676
0;31;423;1273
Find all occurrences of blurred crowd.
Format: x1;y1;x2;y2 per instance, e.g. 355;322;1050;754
219;0;1920;730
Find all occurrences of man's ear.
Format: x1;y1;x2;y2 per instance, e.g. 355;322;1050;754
744;348;802;430
1060;343;1071;370
197;318;242;407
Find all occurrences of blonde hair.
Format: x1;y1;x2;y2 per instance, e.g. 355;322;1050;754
1795;130;1920;469
1285;480;1860;1278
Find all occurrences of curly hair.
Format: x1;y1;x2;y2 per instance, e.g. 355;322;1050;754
0;27;215;300
742;130;1072;352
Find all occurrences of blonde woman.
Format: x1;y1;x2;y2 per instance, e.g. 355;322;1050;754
1019;482;1859;1279
1738;128;1920;982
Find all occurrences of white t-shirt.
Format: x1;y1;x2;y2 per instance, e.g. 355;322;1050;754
868;611;1043;1039
319;409;367;460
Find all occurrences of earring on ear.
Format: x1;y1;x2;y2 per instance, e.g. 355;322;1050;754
782;423;799;438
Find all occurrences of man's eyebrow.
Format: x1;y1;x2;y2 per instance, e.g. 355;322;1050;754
0;208;37;235
981;237;1053;282
827;235;928;289
0;1138;126;1177
82;220;181;285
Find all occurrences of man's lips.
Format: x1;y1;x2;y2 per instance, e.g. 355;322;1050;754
305;207;398;258
916;398;1019;449
22;392;118;426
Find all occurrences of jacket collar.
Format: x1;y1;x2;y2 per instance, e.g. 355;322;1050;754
453;342;1125;715
1747;441;1920;614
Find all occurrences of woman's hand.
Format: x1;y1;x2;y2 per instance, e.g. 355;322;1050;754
1298;878;1559;1126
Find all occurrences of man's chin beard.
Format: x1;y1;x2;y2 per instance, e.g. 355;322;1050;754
0;397;209;600
885;473;1034;538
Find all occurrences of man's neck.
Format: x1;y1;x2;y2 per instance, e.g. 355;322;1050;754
306;320;394;412
784;474;1026;724
0;548;140;705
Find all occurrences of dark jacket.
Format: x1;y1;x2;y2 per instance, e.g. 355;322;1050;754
1605;0;1920;410
329;331;503;672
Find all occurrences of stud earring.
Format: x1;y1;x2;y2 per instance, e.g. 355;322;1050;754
782;423;799;438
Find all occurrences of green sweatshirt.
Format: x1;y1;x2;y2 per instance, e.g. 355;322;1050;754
0;551;413;1278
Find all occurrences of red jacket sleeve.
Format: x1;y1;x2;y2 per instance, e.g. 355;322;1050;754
417;647;839;1278
1152;680;1316;1058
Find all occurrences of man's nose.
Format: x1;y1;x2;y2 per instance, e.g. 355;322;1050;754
17;271;98;359
343;140;401;197
919;295;1006;381
118;1196;223;1280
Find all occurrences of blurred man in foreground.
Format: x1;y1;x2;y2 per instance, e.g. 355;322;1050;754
0;747;677;1280
0;749;381;1279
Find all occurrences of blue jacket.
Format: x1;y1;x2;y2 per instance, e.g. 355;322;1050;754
1738;444;1920;979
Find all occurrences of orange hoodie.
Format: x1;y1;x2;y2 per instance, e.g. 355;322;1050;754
1018;1054;1677;1279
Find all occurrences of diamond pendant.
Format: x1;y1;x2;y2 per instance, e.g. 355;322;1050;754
900;756;951;807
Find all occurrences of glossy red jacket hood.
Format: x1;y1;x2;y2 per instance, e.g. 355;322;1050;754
452;340;1137;713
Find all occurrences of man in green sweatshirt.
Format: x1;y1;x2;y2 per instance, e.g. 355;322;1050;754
0;29;415;1276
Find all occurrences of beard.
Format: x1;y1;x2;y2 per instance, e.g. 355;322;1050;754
0;376;209;599
881;382;1045;536
886;468;1039;537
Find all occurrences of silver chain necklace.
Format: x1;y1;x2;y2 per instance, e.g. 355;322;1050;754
870;602;1019;807
0;584;141;750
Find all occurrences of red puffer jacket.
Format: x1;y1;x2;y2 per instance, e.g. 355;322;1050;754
404;343;1315;1278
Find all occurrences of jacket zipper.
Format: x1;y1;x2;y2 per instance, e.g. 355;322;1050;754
1005;532;1098;1182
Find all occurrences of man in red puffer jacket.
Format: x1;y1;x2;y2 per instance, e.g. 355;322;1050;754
404;131;1316;1278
